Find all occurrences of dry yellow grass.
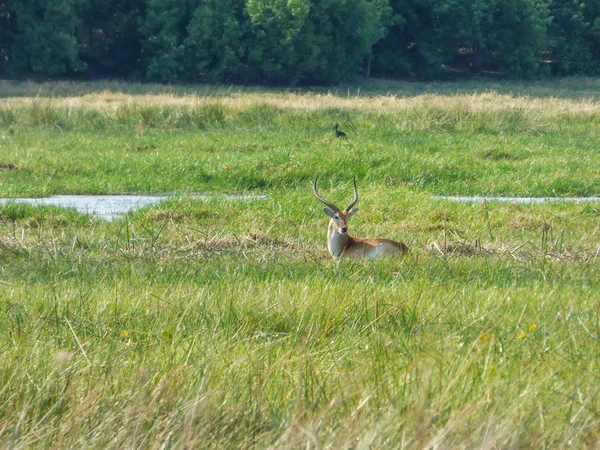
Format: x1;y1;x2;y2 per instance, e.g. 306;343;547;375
2;78;600;117
2;91;600;116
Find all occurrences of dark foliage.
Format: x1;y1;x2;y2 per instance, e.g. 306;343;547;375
80;0;147;77
1;0;598;83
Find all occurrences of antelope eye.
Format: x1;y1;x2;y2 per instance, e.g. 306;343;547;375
334;215;339;220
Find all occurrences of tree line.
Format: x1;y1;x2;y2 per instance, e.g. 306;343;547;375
1;0;599;85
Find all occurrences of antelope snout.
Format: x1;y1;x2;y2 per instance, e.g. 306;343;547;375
340;226;348;234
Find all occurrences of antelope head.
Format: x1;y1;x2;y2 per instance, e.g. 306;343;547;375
312;175;358;235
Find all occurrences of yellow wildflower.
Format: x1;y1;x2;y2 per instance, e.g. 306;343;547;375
480;332;489;341
518;331;526;339
120;330;129;337
529;324;537;333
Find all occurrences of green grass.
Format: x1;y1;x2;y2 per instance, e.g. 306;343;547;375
1;120;599;198
1;79;600;448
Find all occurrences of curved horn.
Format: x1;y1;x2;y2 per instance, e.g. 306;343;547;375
345;176;358;212
312;176;340;212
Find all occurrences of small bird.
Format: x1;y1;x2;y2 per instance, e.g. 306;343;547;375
0;162;15;169
334;123;348;140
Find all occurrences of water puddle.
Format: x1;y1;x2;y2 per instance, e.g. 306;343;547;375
434;196;600;204
3;194;596;221
0;194;265;221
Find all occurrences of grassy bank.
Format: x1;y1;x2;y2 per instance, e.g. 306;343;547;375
1;79;600;448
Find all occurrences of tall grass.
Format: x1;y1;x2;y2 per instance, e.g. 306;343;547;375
2;96;600;133
2;76;600;99
1;198;599;448
1;80;600;448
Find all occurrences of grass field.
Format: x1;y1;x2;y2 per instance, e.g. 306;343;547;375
1;78;600;449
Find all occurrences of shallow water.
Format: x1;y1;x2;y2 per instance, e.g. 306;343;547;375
0;194;265;221
2;194;597;221
433;196;600;204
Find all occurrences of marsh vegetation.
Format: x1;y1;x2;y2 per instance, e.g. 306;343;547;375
1;78;599;448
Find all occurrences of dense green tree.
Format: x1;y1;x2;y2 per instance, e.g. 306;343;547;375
241;0;392;84
483;0;551;77
363;0;394;78
369;4;412;77
9;0;85;76
185;0;248;83
373;0;550;79
243;0;312;84
549;0;600;75
372;0;480;79
79;0;146;77
141;0;200;82
301;0;390;84
447;0;550;77
0;0;597;83
0;1;13;74
186;0;390;85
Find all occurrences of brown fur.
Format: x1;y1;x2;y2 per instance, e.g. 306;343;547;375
326;210;407;259
313;175;407;259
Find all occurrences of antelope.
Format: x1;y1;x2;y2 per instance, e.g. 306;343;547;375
334;123;347;139
312;176;408;259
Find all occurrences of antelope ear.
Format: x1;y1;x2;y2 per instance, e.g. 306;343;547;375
323;208;336;218
347;208;358;217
